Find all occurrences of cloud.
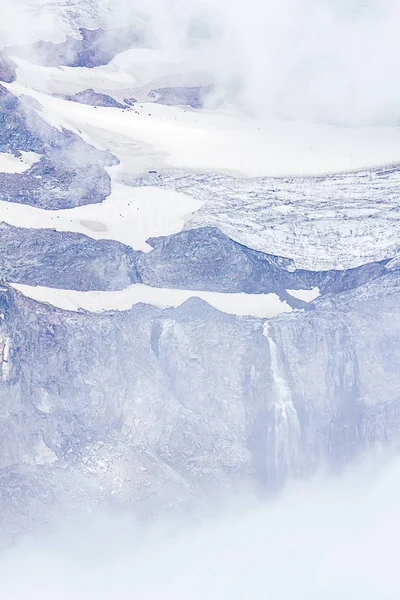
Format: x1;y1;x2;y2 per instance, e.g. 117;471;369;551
146;0;400;126
1;451;400;600
3;0;400;125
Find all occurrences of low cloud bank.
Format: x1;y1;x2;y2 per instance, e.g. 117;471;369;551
1;452;399;599
138;0;400;126
3;1;400;126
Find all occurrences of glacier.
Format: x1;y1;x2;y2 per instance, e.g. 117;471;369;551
0;0;399;554
140;167;400;271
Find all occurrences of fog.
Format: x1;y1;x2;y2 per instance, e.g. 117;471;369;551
2;0;400;125
1;452;399;599
138;0;400;126
190;0;400;126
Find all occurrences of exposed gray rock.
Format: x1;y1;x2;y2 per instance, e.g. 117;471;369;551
0;86;117;209
1;273;399;538
138;226;392;296
0;223;141;291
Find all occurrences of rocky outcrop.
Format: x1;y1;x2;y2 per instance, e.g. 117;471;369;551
0;86;117;208
1;272;399;537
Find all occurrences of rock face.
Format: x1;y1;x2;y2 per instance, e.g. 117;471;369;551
0;86;117;208
149;86;213;109
137;227;392;296
0;223;390;298
0;224;141;291
8;26;146;68
1;272;399;537
0;54;16;83
1;0;399;547
56;89;127;109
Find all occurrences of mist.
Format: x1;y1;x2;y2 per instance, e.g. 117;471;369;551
123;0;400;125
3;0;400;125
1;452;400;600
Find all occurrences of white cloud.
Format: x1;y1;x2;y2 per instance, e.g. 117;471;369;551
4;0;400;126
128;0;400;126
1;452;400;599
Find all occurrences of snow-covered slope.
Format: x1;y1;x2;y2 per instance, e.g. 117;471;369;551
0;1;400;543
160;167;400;270
3;78;400;271
10;282;293;318
0;182;202;251
0;151;40;173
7;81;400;179
0;0;147;46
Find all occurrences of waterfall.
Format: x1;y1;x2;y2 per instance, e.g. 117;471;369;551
0;334;10;381
263;322;300;480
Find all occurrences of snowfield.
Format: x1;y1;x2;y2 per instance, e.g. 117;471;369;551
1;79;400;272
10;282;294;318
7;81;400;178
0;181;202;251
0;151;41;173
286;288;320;302
10;48;206;99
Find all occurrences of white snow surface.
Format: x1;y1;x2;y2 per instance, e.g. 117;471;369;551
0;182;202;251
11;283;293;318
286;288;320;302
0;0;145;46
0;151;41;174
11;49;207;99
3;79;400;270
7;82;400;178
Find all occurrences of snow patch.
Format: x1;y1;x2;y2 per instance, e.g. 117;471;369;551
0;183;202;251
34;437;58;466
10;283;293;319
286;288;320;302
0;151;41;174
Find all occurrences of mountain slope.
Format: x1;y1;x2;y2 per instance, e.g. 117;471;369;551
0;1;400;542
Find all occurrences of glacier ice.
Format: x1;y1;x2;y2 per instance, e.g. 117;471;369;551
139;167;400;271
